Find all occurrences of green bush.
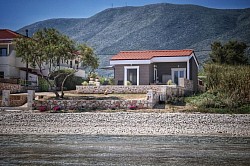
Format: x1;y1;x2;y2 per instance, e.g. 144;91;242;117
82;81;88;86
185;92;250;113
57;75;85;90
38;77;50;91
108;78;115;85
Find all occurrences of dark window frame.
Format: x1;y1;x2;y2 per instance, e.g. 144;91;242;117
0;71;4;78
0;48;7;56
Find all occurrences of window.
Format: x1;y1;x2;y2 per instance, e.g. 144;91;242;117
0;71;4;78
70;61;72;68
0;48;7;56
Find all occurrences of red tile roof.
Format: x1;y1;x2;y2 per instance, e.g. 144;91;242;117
111;50;194;60
0;29;23;40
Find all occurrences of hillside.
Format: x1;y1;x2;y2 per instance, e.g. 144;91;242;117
18;3;250;70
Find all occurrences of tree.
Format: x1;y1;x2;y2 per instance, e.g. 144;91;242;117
53;44;99;98
77;44;99;71
14;28;98;98
15;28;75;97
209;40;249;65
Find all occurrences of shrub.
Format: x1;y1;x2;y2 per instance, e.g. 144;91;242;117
126;81;132;85
39;106;47;112
167;80;174;85
38;77;50;91
82;81;88;86
53;106;60;111
108;78;115;85
204;64;250;104
129;105;137;110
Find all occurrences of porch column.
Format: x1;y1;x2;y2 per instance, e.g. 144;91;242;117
187;60;190;80
2;90;10;107
27;90;35;110
7;43;10;55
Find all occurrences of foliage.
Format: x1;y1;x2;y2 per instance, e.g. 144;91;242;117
108;78;115;85
166;96;185;105
99;77;106;85
126;81;132;86
185;92;250;114
39;106;47;112
129;105;137;110
77;44;99;71
209;40;249;65
167;80;174;85
14;28;99;98
88;72;98;79
38;77;50;91
82;81;88;86
15;28;75;97
204;64;250;104
188;62;250;113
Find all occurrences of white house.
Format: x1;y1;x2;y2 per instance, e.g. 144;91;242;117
0;29;86;85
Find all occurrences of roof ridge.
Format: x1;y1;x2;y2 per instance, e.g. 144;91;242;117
120;49;193;53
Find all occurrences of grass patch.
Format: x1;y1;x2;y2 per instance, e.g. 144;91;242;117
185;92;250;114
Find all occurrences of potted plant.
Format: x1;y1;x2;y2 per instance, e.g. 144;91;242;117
126;81;132;86
89;72;97;81
167;79;176;87
82;81;88;86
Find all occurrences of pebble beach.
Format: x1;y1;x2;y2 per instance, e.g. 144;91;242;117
0;111;249;136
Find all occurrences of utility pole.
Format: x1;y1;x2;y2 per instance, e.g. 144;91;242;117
25;29;29;87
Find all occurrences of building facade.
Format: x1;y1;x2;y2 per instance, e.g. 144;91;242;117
110;50;199;92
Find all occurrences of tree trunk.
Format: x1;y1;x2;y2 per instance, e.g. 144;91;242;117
44;77;60;98
26;60;29;86
60;73;75;98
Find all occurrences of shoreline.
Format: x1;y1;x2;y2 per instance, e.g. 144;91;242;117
0;111;250;137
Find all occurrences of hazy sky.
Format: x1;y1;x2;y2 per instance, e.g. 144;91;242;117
1;0;250;30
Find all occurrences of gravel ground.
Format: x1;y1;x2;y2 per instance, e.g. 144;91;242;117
0;111;249;136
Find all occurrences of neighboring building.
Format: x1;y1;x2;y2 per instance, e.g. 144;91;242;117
110;49;199;91
0;29;85;85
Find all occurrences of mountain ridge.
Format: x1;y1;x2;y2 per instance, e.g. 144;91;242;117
18;3;250;67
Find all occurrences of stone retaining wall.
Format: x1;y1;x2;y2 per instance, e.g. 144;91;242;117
76;85;166;94
76;85;185;96
33;99;150;110
0;83;24;94
0;95;27;107
179;78;193;91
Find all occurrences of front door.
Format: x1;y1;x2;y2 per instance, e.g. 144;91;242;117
124;66;139;85
172;68;186;85
127;69;137;85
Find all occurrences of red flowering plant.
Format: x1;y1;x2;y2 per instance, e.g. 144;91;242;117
39;106;47;112
52;106;61;111
129;105;137;110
